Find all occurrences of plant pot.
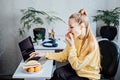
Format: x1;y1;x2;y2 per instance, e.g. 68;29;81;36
33;42;37;46
37;39;43;45
100;26;117;40
33;28;46;41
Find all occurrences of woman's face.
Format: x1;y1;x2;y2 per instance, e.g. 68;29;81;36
68;18;85;38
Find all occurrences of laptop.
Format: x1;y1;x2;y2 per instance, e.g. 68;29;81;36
18;36;40;62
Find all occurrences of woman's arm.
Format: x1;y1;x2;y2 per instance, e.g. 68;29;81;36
68;46;98;71
45;44;69;62
30;45;69;62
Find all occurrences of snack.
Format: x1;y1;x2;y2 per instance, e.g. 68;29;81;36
66;32;71;38
34;66;41;72
27;67;34;73
26;60;40;66
23;60;42;73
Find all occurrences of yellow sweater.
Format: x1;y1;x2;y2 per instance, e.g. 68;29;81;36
45;37;101;80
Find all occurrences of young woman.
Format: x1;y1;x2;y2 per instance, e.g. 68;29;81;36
30;9;101;80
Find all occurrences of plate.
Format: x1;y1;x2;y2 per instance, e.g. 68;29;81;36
43;43;53;46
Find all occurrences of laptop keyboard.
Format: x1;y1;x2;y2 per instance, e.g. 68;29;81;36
27;56;41;61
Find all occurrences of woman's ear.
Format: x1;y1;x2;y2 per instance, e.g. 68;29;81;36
79;25;82;30
79;23;85;30
79;23;86;38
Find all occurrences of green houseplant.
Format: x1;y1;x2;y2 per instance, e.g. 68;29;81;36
19;7;65;38
36;33;42;40
36;33;43;45
93;7;120;40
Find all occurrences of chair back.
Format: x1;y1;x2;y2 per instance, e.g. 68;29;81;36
98;40;120;79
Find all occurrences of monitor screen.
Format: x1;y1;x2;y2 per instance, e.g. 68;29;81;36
19;36;35;61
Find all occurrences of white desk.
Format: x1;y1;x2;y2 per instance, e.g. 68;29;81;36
13;39;66;80
34;39;66;51
13;58;53;80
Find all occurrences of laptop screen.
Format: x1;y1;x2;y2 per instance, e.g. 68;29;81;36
19;36;35;61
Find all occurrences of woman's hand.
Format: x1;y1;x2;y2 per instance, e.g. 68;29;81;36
65;33;75;47
29;52;46;58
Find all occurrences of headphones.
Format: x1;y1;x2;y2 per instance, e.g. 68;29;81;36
42;39;58;47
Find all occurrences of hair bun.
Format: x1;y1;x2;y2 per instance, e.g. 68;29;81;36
79;9;87;16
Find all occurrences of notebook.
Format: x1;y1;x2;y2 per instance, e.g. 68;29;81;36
18;36;40;62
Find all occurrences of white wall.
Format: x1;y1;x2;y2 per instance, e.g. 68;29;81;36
0;0;120;79
0;0;22;75
13;0;108;37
